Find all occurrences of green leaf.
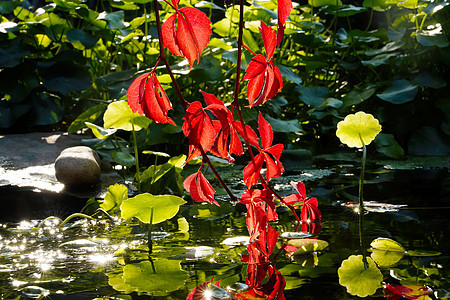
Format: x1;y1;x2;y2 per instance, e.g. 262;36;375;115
361;52;398;67
31;93;64;126
397;0;417;9
276;65;302;85
142;150;170;157
408;126;450;155
370;238;405;267
68;104;106;133
0;0;20;14
416;31;449;48
328;5;368;17
85;122;117;139
120;193;186;224
375;133;404;159
111;151;135;167
103;101;150;131
338;255;383;297
288;239;329;255
195;1;225;10
309;0;342;6
376;80;418;104
413;72;447;89
296;85;330;108
265;115;302;133
67;29;99;50
341;87;376;108
101;184;128;212
0;40;30;68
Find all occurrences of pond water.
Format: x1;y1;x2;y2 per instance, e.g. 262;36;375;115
0;161;448;299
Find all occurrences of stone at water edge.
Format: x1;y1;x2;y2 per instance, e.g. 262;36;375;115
54;146;101;186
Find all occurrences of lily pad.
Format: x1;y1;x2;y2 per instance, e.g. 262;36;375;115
120;193;186;224
338;255;383;297
101;184;128;212
103;101;151;131
370;238;405;267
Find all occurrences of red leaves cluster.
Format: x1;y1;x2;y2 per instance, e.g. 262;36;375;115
244;22;283;107
127;72;175;126
161;0;211;67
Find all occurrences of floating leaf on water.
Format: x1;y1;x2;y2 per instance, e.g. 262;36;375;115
281;232;314;239
341;201;407;213
287;239;329;255
370;238;405;267
221;236;249;246
338;255;383;297
60;239;100;249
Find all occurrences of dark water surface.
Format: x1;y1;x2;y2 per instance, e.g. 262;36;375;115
0;163;448;299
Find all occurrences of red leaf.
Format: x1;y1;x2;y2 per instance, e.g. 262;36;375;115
260;22;276;60
258;112;273;149
243;26;283;107
162;7;211;68
127;72;175;125
284;181;306;206
182;101;217;154
184;170;219;206
243;153;265;188
277;0;292;45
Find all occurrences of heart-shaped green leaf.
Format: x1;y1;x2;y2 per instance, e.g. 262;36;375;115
120;193;186;224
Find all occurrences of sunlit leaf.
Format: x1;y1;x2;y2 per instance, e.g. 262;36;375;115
336;111;382;148
338;255;383;297
103;101;151;131
370;238;405;267
101;184;128;212
120;193;186;224
68;104;106;133
85;122;117;140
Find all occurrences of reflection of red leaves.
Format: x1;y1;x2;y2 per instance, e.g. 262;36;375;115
161;6;211;68
127;72;175;126
244;22;283;107
384;284;432;300
243;113;284;188
183;169;218;206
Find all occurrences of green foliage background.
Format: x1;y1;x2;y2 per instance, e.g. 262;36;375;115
1;0;449;158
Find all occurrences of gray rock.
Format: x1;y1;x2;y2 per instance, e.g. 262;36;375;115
55;146;101;186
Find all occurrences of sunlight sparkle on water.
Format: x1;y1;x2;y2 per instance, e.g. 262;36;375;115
204;289;213;300
88;253;115;265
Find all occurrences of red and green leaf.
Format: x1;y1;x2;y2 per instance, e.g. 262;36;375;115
127;72;175;125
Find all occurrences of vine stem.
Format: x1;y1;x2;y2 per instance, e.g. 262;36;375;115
153;0;236;202
132;123;141;193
